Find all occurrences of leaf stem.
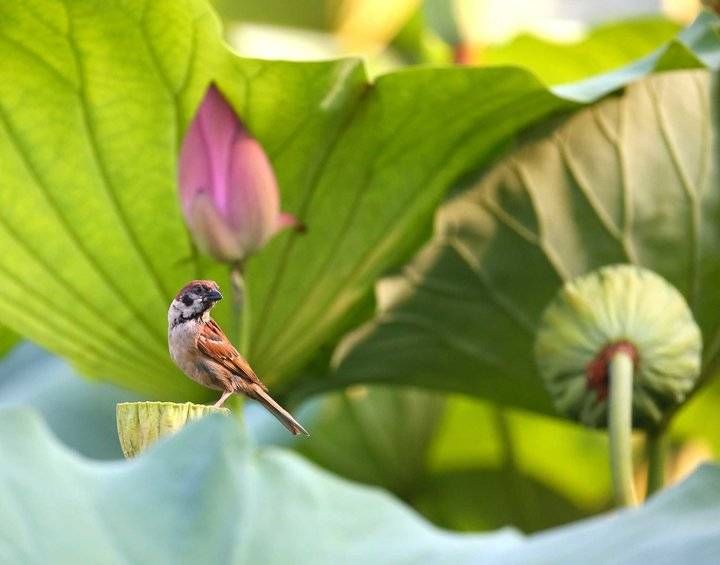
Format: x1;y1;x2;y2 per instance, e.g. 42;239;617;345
229;265;242;346
645;428;666;498
492;407;530;529
228;393;246;428
230;264;251;357
229;265;250;426
608;350;637;507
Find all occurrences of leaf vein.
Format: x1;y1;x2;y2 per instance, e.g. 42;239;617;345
65;16;172;333
647;79;700;306
251;66;369;349
447;238;536;336
0;104;170;372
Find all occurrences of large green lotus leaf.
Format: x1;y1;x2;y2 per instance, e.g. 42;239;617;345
1;409;719;564
412;468;585;533
484;17;681;85
296;386;602;532
333;68;720;415
400;15;679;72
240;65;571;386
0;409;520;564
0;327;18;357
0;1;717;400
6;340;708;521
427;398;612;515
414;398;610;531
0;343;139;459
213;0;333;31
672;376;720;453
0;340;602;534
512;463;720;564
0;343;597;528
0;0;386;399
296;385;444;495
242;13;720;388
2;343;709;538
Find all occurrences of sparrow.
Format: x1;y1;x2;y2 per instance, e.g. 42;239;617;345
168;279;309;436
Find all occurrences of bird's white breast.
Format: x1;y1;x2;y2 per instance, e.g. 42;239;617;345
168;320;197;367
168;318;220;390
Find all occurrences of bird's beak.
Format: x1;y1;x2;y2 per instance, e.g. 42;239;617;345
205;289;223;303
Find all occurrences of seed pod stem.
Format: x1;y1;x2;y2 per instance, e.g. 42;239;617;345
645;428;666;497
608;350;637;506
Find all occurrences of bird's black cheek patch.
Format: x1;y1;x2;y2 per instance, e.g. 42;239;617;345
182;295;194;306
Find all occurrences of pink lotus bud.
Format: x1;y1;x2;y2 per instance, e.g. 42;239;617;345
178;85;300;263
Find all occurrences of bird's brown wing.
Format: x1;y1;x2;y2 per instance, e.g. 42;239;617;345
196;319;268;391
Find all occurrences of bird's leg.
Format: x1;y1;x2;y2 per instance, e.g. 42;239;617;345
214;390;233;407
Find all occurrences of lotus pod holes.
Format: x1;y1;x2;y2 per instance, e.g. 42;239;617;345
117;401;231;458
534;264;702;429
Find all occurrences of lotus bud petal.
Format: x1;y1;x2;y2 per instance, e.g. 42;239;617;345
534;265;702;428
178;85;301;263
116;401;230;458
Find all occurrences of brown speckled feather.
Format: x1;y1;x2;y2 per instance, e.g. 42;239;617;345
196;319;268;392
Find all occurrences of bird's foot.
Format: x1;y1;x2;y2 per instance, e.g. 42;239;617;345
213;390;232;407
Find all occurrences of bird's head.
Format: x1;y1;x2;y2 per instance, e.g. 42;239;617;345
169;280;223;326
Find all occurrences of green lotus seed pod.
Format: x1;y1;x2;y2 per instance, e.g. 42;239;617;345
534;265;702;428
116;401;230;458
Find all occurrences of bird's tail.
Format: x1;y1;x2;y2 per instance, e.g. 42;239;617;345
250;385;309;437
